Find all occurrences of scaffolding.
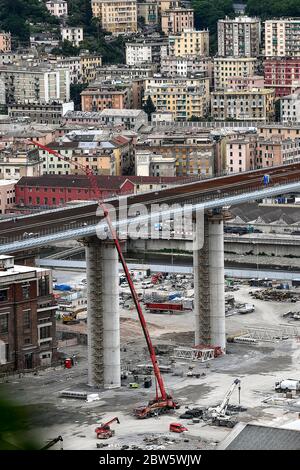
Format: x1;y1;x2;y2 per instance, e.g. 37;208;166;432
172;346;214;362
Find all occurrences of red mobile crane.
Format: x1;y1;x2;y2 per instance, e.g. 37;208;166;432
29;140;179;418
95;417;120;439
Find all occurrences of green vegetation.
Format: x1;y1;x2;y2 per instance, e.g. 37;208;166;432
143;96;156;120
70;83;88;110
192;0;234;54
245;0;300;18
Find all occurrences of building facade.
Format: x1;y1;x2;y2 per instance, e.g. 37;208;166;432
61;27;83;47
8;101;74;125
217;16;261;57
81;83;132;112
264;58;300;97
280;93;300;124
160;55;212;80
0;179;17;214
137;1;158;25
213;57;258;90
161;8;194;35
91;0;138;34
0;148;42;180
126;40;168;66
168;29;209;57
46;0;68;17
211;88;275;121
0;32;11;53
0;255;57;373
265;19;300;57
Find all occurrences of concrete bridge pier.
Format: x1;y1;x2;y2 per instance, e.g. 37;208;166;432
193;210;226;351
84;237;120;388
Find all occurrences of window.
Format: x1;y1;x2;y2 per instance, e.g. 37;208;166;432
39;325;51;340
39;276;50;297
0;289;8;302
0;314;8;334
23;310;31;329
24;337;31;344
22;284;30;300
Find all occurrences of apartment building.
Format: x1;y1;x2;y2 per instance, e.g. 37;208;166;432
161;8;194;35
126;40;168;66
8;101;74;125
0;255;57;373
218;16;261;57
211;88;275;121
137;1;158;25
258;123;300;140
81;82;132;112
226;75;264;91
64;109;147;130
0;32;11;53
226;136;256;173
135;150;176;177
46;0;68;17
91;0;138;34
0;66;70;105
0;180;17;214
213;57;258;90
0;148;42;180
168;29;209;57
280;93;300;124
61;27;83;47
264;58;300;97
265;18;300;57
160;55;212;80
136;131;215;177
143;76;210;121
256;137;300;168
80;54;102;83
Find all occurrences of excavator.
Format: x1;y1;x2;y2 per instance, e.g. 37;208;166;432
95;417;120;439
40;435;63;450
208;378;241;428
29;140;179;419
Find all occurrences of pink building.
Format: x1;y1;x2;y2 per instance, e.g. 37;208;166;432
226;136;256;174
0;32;11;52
0;179;17;214
226;76;265;91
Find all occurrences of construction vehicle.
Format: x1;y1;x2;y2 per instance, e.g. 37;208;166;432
61;311;80;324
208;378;241;428
95;417;120;439
169;423;188;433
40;435;63;450
30;140;179;419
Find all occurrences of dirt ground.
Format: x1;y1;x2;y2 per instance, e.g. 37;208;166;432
2;274;300;450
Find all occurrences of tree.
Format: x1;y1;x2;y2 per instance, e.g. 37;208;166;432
70;83;88;110
143;96;156;121
51;40;80;57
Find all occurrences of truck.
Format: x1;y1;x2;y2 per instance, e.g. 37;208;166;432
275;379;300;393
145;302;184;313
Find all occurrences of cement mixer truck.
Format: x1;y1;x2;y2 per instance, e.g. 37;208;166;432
275;379;300;393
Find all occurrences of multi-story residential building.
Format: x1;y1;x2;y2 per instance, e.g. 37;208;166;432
91;0;138;34
264;58;300;97
135;150;176;177
96;63;155;80
80;54;102;83
46;0;68;17
0;255;57;372
217;16;261;57
280;93;300;124
126;39;168;66
161;8;194;35
211;88;275;121
258;123;300;139
8;101;74;125
0;179;17;214
226;136;256;174
213;57;258;90
0;148;42;180
143;76;210;121
63;109;147;130
160;55;212;81
255;137;300;168
81;82;132;112
136;131;215;177
265;18;300;57
137;1;158;25
0;66;70;105
226;75;264;91
15;175;135;208
61;27;83;47
168;29;209;57
0;32;11;53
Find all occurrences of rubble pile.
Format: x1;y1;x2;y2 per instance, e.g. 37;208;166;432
249;289;298;302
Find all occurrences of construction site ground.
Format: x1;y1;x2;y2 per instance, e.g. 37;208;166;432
1;271;300;450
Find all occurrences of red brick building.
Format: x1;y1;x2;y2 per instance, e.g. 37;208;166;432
264;58;300;97
16;175;135;208
0;256;57;373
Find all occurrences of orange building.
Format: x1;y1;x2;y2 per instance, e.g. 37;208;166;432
81;84;132;112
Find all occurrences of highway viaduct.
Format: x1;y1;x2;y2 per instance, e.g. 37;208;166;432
0;164;300;388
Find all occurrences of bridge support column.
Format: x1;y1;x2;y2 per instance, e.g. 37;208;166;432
85;237;120;388
193;211;226;351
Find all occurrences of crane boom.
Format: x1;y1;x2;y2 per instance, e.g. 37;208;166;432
29;140;169;403
104;417;120;427
214;379;240;416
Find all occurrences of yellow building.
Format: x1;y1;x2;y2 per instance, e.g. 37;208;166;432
80;54;102;83
213;57;258;90
91;0;137;34
161;8;194;35
211;88;275;121
143;77;210;121
168;29;209;57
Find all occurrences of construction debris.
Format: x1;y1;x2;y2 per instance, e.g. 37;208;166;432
249;289;298;302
